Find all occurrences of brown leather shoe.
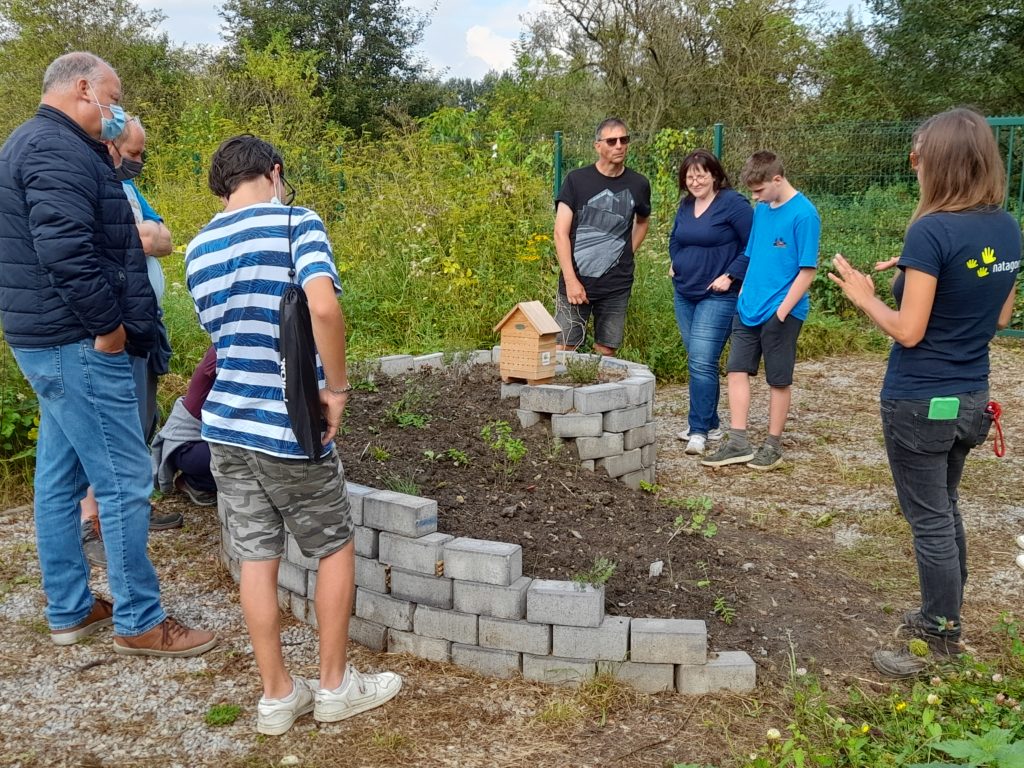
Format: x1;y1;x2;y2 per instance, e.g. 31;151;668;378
51;597;114;646
113;617;218;658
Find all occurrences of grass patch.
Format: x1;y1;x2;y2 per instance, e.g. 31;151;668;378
204;703;242;727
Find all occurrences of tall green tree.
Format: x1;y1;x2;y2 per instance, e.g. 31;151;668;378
0;0;193;141
219;0;436;132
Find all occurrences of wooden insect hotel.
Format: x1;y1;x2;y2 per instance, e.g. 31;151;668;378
493;300;561;384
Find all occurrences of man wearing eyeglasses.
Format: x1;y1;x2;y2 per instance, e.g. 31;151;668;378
553;117;651;355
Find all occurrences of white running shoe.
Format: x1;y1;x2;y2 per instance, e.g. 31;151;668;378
314;664;403;723
685;434;706;455
257;676;315;736
677;427;724;441
1016;534;1024;551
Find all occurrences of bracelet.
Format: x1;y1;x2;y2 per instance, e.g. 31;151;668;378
326;383;352;394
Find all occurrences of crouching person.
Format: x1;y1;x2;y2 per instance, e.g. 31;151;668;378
185;135;402;735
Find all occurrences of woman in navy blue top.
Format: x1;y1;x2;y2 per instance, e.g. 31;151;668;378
831;108;1022;678
669;149;753;455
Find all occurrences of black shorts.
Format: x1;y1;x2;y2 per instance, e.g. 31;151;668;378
726;313;803;387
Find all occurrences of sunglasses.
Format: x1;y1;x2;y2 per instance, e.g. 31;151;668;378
281;175;297;205
599;135;630;147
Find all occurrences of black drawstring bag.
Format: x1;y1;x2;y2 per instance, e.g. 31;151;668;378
279;207;325;461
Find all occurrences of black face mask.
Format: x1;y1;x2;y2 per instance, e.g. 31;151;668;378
115;157;144;181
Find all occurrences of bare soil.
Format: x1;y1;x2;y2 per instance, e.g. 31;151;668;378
1;343;1022;768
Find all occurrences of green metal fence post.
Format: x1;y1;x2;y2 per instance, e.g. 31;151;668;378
553;131;563;202
713;123;724;159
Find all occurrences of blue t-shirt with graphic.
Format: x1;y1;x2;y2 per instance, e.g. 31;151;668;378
882;208;1022;400
736;192;820;325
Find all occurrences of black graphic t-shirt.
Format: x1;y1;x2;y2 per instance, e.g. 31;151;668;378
556;164;652;300
882;208;1022;399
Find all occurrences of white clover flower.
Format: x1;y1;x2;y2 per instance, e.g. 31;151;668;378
992;673;1004;683
927;693;940;705
766;728;782;740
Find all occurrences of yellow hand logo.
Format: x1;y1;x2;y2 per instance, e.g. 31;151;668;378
977;267;989;277
966;259;978;269
982;247;997;264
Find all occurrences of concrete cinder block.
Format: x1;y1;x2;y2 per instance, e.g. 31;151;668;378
277;560;308;597
596;448;642;478
603;405;648;433
478;616;551;655
551;413;604;438
522;654;596;686
676;651;757;694
286;535;320;572
276;588;291;612
444;538;522;586
599;356;629;370
378;354;415;375
355;555;389;593
575;432;624;461
573;383;629;414
526;580;604;627
345;481;375;527
491;345;501;363
472;349;493;366
623;422;657;451
641;443;657;467
453;576;531;619
519;384;575;414
379;531;452;575
414;352;445;369
619;469;646;490
388;629;451;662
354;525;379;559
390;567;453;609
413;605;478;644
597;661;675;694
516;409;542;428
355;588;415;631
630;619;707;664
580;460;595;472
290;591;310;625
349;615;388;652
500;382;525;400
552;616;629;661
452;644;521;679
619;375;657;406
363;490;438;537
228;557;241;584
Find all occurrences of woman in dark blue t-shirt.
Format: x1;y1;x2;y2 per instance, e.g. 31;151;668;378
669;149;753;456
831;108;1022;678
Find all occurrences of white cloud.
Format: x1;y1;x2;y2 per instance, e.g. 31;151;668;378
465;25;516;73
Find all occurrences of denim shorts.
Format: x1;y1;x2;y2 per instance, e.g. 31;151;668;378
726;313;803;387
554;287;631;350
209;443;353;561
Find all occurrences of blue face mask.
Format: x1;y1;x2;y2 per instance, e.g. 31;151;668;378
88;85;126;141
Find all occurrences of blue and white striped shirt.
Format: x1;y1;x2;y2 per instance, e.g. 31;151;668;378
185;204;342;459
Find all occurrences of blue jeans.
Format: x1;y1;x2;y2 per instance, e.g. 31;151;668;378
880;391;991;638
673;292;736;435
12;340;166;636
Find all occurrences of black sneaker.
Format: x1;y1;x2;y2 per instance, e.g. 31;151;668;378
896;609;965;655
150;503;184;531
175;475;217;507
81;518;106;569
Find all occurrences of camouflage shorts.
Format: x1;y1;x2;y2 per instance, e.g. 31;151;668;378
208;443;353;561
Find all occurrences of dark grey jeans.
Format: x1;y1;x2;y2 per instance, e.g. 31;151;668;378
880;391;992;638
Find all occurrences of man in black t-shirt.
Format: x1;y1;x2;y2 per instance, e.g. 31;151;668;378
553;118;651;355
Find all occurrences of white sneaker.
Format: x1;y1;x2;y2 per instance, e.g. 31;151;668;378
684;434;706;455
257;676;315;736
677;427;724;441
314;664;402;723
1016;534;1024;551
1017;553;1024;571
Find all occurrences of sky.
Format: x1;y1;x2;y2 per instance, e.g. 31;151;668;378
136;0;866;81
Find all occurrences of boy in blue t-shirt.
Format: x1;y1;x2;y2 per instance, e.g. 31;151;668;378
702;151;820;470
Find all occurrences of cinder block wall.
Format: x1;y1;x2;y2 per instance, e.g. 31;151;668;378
217;349;755;696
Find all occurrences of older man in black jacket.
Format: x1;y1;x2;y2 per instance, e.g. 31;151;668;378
0;52;216;657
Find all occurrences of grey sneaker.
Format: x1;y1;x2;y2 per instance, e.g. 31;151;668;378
150;503;184;531
314;664;402;723
81;518;106;569
175;475;217;507
747;443;784;471
257;676;315;736
872;647;930;679
700;438;754;467
896;609;965;655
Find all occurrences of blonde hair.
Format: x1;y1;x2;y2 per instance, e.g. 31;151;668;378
911;108;1005;222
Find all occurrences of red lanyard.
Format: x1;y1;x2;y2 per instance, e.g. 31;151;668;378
987;401;1005;457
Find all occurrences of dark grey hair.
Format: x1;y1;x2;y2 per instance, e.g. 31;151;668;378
113;115;143;148
594;117;627;142
42;52;110;94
